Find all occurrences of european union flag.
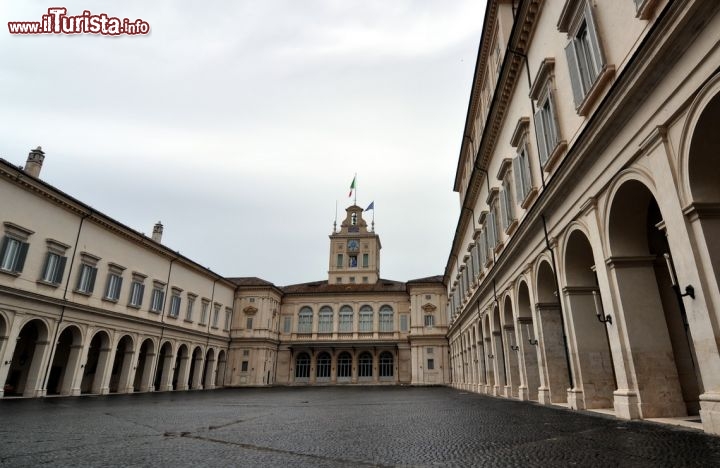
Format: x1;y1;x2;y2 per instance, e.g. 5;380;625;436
365;201;374;211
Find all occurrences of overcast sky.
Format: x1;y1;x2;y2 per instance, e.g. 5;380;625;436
0;0;483;286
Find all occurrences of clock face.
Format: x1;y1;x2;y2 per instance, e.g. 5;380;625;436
348;240;359;250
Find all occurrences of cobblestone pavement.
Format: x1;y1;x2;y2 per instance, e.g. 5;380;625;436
1;386;720;467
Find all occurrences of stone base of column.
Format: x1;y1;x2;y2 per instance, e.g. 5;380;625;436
177;384;189;391
518;386;530;401
99;387;110;395
504;386;512;398
613;389;641;419
205;384;215;390
700;392;720;435
567;388;585;410
484;384;492;394
70;388;81;396
538;387;552;405
475;384;484;393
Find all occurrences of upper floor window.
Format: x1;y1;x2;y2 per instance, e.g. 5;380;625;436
336;254;343;268
298;306;313;333
75;252;100;295
530;59;566;171
128;272;146;308
400;314;409;332
379;305;393;332
339;305;353;332
0;222;33;275
39;238;69;285
424;314;435;327
359;305;373;332
168;288;182;318
212;303;221;328
103;263;125;302
225;307;232;331
149;281;165;313
560;1;608;113
318;306;333;333
283;315;292;333
200;299;209;324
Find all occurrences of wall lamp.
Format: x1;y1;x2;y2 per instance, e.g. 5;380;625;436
664;253;695;299
592;291;612;325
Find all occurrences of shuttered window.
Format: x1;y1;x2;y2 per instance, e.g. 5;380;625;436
565;3;605;106
0;236;29;273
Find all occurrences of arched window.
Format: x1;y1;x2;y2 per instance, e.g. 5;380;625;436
337;351;352;378
359;305;373;333
358;351;373;378
298;307;313;334
295;352;310;379
339;306;353;332
318;306;333;333
316;352;331;379
379;351;394;378
379;305;394;332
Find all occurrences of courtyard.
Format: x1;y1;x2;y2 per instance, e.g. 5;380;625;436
1;387;719;467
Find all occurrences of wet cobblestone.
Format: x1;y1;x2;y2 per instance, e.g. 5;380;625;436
1;386;719;467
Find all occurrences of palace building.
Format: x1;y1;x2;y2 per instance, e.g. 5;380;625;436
0;152;448;399
444;0;720;436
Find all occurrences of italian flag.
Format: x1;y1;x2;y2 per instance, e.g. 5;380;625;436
348;176;356;197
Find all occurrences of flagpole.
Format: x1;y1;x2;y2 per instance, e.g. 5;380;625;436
334;200;338;233
354;172;357;206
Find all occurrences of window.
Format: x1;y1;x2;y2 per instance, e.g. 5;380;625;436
358;352;373;378
295;352;310;379
75;253;100;295
351;212;357;225
349;255;357;268
337;352;352;378
336;254;343;268
200;300;209;324
186;294;196;322
339;306;353;332
336;277;343;283
379;305;393;332
316;352;331;379
530;59;564;168
246;316;253;330
149;282;165;313
427;358;435;370
486;203;499;249
400;314;409;332
563;2;606;108
318;306;333;333
241;361;249;372
212;303;221;328
283;316;292;333
362;253;369;268
427;347;434;354
359;305;373;332
349;276;356;283
500;177;515;232
104;264;125;302
379;351;393;378
424;314;435;327
128;273;146;308
243;349;250;357
168;289;181;318
514;144;533;204
225;308;232;331
0;223;32;275
362;276;368;283
298;307;313;333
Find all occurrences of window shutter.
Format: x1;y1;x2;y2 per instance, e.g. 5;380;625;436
116;276;123;299
512;157;524;202
499;191;509;231
55;256;67;284
0;236;8;263
547;91;561;149
87;267;97;293
533;108;548;166
14;241;29;273
139;284;145;305
564;41;584;106
584;3;604;80
40;253;51;281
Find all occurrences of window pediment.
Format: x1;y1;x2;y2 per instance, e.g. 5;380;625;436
244;305;258;315
421;303;437;313
510;117;530;148
496;158;513;181
529;58;556;100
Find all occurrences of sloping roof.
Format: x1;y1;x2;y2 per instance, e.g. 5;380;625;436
226;277;277;287
406;275;445;285
281;278;406;295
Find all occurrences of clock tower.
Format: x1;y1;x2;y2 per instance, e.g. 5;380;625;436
328;205;381;284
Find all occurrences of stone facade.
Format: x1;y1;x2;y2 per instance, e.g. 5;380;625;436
0;158;448;398
445;0;720;436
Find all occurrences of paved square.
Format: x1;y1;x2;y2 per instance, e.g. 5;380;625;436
1;387;719;467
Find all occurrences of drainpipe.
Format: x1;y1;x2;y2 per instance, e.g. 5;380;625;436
41;209;92;393
153;255;177;390
542;215;574;389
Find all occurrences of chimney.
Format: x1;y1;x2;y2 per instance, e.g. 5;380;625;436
25;146;45;178
152;221;164;243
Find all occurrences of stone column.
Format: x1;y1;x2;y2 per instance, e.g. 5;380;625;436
535;303;569;404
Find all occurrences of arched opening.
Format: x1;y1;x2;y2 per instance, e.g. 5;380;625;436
0;315;8;375
316;351;331;381
81;331;111;395
109;335;134;394
4;319;49;397
536;260;570;404
189;347;203;390
154;342;174;392
358;351;373;380
339;306;353;333
298;307;313;334
563;230;616;409
133;339;155;392
608;179;701;417
337;351;352;381
47;325;83;395
359;306;373;333
379;351;394;379
475;322;486;388
202;349;216;389
295;352;310;381
503;298;520;398
483;314;494;392
517;281;540;401
214;350;227;388
379;305;394;332
173;344;189;390
468;328;477;386
318;307;333;334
